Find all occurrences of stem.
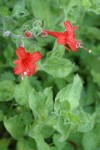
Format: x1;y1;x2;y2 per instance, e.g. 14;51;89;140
10;33;23;38
3;31;24;38
21;38;25;47
3;30;36;40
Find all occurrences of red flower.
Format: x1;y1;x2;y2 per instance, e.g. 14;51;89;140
43;21;81;52
14;47;42;79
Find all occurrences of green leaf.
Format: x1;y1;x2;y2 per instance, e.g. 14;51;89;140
67;112;81;125
43;55;74;78
51;147;58;150
77;110;94;132
34;134;51;150
80;81;96;107
43;87;53;114
12;1;29;18
79;0;92;8
14;77;31;107
78;0;100;14
54;77;67;90
29;87;53;120
68;132;83;150
41;125;54;138
19;110;33;125
54;83;72;112
67;75;83;110
16;139;31;150
16;138;36;150
0;6;10;16
57;0;79;22
3;44;15;67
29;89;47;120
81;26;100;41
1;17;16;31
55;91;70;113
48;41;65;58
57;0;77;9
53;134;66;150
53;117;72;142
0;80;15;101
4;116;25;139
91;70;100;85
31;0;52;28
82;124;100;150
0;110;4;122
0;71;15;81
0;138;10;150
55;75;83;112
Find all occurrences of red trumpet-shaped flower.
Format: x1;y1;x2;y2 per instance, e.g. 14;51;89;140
14;47;42;79
43;21;81;52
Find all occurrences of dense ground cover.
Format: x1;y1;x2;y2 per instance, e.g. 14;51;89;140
0;0;100;150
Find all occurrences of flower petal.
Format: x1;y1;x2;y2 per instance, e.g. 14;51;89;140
64;21;78;33
14;60;21;64
16;47;27;60
73;26;79;31
14;63;25;75
57;34;66;45
29;51;42;63
64;21;73;33
44;20;79;52
43;30;62;38
66;40;77;52
26;64;37;76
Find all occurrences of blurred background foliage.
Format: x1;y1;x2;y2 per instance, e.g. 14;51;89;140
0;0;100;150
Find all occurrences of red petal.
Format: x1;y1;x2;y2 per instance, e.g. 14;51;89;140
29;51;42;63
65;34;77;51
14;60;21;64
73;26;79;31
57;34;66;45
69;44;77;52
64;21;78;33
67;41;77;52
16;47;27;60
43;30;62;38
64;21;73;33
26;64;37;76
14;63;25;75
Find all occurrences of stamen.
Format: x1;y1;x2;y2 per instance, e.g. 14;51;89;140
77;44;92;53
24;71;27;75
80;46;92;53
21;71;27;80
